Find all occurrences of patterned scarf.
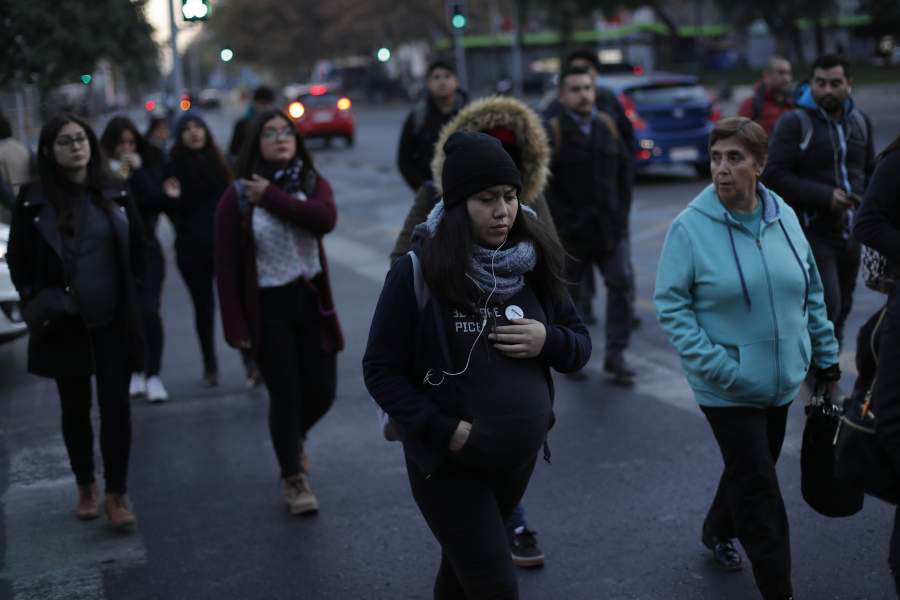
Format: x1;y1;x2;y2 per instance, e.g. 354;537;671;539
425;200;538;302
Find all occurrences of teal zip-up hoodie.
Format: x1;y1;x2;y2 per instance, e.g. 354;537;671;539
654;183;839;408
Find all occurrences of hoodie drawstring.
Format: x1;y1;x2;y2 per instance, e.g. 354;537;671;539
778;220;810;314
725;214;752;311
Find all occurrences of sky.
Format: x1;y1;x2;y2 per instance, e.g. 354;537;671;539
146;0;204;70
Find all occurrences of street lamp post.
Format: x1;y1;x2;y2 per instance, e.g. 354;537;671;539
168;0;185;116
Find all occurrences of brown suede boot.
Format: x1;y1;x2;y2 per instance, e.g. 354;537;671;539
283;474;319;515
76;483;99;520
105;493;137;530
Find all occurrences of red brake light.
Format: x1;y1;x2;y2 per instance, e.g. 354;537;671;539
310;85;328;96
618;93;647;130
632;65;645;76
638;149;652;160
145;100;156;112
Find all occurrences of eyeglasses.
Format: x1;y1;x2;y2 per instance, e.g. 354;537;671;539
260;128;294;141
55;134;88;148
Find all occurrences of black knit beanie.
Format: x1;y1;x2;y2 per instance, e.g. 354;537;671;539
441;131;522;209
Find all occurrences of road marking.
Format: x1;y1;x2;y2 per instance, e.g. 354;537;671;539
1;387;147;600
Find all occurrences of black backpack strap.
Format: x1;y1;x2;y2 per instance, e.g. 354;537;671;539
792;109;814;154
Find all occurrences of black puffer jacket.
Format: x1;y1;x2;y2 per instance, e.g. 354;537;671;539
7;181;146;377
763;91;875;244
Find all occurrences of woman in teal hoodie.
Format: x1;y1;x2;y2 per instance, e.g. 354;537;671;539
654;117;840;600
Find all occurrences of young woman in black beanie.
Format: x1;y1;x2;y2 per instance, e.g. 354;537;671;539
364;132;590;598
165;113;232;386
7;114;146;529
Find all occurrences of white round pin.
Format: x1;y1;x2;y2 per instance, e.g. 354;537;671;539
504;304;524;321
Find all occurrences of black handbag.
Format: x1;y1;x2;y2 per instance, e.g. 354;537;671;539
834;308;900;504
801;383;865;517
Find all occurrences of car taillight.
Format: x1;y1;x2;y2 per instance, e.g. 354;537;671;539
310;85;328;96
632;65;645;76
337;97;351;111
637;149;652;160
179;95;191;111
618;93;647;130
288;101;305;119
145;100;156;112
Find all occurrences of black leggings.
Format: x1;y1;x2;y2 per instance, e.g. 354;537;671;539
55;320;132;494
701;404;792;600
176;250;217;373
406;454;536;599
255;279;336;479
141;243;166;376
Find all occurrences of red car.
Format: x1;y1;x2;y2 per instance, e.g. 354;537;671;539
287;87;355;146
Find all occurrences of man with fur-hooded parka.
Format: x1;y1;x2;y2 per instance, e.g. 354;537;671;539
390;96;558;263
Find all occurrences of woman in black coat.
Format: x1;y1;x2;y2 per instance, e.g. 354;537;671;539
364;132;590;599
165;113;232;386
853;133;900;595
101;116;172;402
7;114;145;530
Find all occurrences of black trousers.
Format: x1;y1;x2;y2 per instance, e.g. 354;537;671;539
564;237;632;358
55;320;132;494
869;284;900;593
176;250;217;373
255;279;336;479
406;454;536;600
809;236;861;345
701;404;792;600
141;244;166;376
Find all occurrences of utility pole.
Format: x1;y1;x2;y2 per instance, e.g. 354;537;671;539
168;0;185;114
448;1;469;91
511;0;525;98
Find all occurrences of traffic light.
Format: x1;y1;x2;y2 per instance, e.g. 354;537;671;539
450;2;467;30
181;0;210;22
377;47;391;63
80;74;92;85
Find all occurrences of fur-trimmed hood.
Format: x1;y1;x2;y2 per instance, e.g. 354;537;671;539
430;96;550;206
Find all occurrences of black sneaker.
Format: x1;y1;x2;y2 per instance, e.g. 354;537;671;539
508;526;544;568
701;533;743;572
603;355;636;386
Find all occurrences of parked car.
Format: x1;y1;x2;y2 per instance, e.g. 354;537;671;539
286;87;355;147
0;223;27;344
602;73;721;176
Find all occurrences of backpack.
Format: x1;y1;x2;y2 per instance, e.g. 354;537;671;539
378;250;432;442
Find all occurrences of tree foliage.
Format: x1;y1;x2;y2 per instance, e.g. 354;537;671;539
0;0;158;89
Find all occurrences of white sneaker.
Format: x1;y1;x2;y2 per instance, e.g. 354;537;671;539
146;376;169;403
129;373;147;399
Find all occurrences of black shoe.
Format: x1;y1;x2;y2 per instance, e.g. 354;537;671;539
702;533;743;572
603;355;636;386
508;526;544;568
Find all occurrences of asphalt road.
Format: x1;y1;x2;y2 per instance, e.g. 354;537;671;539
1;92;899;599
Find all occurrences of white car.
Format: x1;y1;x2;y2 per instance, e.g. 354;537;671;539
0;223;27;343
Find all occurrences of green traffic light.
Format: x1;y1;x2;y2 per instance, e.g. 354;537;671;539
451;14;466;29
80;74;92;85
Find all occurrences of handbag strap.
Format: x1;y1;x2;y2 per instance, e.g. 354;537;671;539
862;305;889;418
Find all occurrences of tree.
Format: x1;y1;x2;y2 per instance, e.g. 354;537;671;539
0;0;158;90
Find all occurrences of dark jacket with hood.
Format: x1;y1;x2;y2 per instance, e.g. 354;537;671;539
763;85;876;245
542;86;635;160
391;96;557;262
544;108;633;254
7;180;147;377
737;80;795;134
396;89;468;191
363;241;591;476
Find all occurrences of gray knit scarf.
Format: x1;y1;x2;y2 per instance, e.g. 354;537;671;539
424;200;538;302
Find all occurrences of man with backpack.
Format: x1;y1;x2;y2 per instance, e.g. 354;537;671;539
396;60;468;192
764;54;876;345
738;56;795;134
545;66;636;385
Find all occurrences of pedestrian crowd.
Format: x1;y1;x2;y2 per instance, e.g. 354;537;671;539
2;48;900;600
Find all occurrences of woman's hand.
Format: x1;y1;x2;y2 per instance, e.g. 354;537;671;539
163;177;181;199
239;174;270;205
489;319;547;358
449;421;472;452
123;152;142;171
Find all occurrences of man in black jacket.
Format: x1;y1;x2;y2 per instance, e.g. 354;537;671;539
763;54;876;344
546;67;635;384
396;60;468;191
228;86;276;164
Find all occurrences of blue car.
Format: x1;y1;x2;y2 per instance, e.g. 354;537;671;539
600;73;721;177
